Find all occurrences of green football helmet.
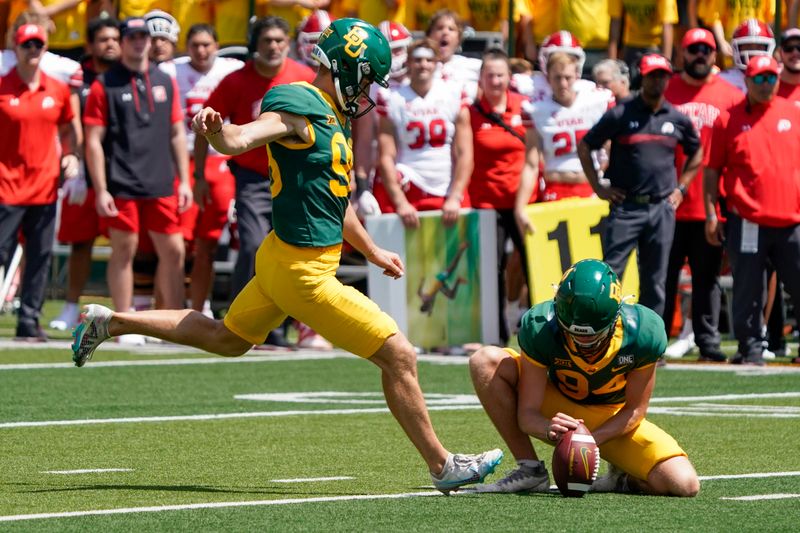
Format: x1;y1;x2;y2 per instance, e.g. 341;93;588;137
554;259;623;358
311;18;391;118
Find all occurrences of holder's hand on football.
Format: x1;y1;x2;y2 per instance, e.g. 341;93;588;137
545;412;584;442
192;107;223;136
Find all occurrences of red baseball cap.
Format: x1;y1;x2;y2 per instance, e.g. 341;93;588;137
14;24;47;46
745;55;779;77
681;28;716;50
639;54;673;76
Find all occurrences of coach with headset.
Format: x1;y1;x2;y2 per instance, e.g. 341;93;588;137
198;16;315;343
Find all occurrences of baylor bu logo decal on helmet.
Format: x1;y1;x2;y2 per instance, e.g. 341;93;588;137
343;26;369;58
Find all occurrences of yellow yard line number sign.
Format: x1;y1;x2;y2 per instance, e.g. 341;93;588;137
521;197;639;305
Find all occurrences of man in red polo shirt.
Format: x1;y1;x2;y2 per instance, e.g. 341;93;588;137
199;16;314;347
662;28;742;362
779;28;800;103
705;55;800;366
0;23;81;340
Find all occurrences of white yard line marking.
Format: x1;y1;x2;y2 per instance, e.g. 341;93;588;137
3;472;800;522
235;391;480;405
41;469;133;475
0;352;354;371
699;471;800;481
0;352;461;371
0;405;479;429
270;476;354;483
3;390;800;429
650;392;800;403
3;349;799;372
721;494;800;501
0;491;441;523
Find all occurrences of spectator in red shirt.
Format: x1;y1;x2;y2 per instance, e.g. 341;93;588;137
779;28;800;102
84;17;191;338
467;47;536;344
198;16;315;347
0;23;81;340
704;55;800;366
662;28;742;363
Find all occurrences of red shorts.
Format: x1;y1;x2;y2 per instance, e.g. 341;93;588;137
373;172;469;213
540;181;595;202
57;189;100;243
180;155;236;242
101;195;182;237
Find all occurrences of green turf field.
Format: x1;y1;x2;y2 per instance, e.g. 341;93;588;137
1;308;799;531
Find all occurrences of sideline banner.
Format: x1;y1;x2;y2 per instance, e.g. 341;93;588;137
522;197;640;305
366;209;499;349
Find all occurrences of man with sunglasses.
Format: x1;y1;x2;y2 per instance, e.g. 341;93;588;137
661;28;742;363
0;24;82;340
578;54;703;320
779;28;800;102
704;55;800;366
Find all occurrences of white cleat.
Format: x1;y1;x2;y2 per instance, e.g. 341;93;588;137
431;449;504;494
664;333;695;359
474;462;550;493
71;304;113;367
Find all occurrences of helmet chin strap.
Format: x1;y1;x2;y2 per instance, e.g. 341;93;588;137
333;73;377;119
332;77;356;116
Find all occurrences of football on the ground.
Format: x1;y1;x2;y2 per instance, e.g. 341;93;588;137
551;422;600;497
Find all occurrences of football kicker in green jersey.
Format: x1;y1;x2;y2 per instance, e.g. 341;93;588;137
260;82;354;248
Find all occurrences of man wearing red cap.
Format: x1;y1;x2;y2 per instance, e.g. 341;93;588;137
661;28;742;362
779;28;800;103
705;55;800;366
579;54;702;319
0;23;81;339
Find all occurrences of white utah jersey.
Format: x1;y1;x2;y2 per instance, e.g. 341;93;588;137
719;68;746;93
513;71;596;102
1;49;82;88
525;87;615;172
172;56;244;154
436;54;481;101
157;59;176;79
377;79;464;196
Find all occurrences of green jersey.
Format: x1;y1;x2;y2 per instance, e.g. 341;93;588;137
518;301;666;405
260;82;352;247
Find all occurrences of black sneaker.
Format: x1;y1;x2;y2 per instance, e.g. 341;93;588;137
15;324;48;343
731;353;765;366
698;349;727;363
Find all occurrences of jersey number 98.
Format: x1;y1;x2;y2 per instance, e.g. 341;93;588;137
330;131;352;197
